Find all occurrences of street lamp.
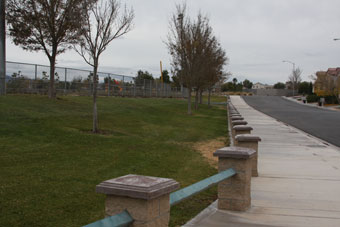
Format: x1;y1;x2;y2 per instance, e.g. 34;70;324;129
282;60;296;96
334;38;340;41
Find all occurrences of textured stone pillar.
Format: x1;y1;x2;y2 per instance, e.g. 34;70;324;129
229;110;239;115
232;125;253;143
235;135;261;177
231;120;248;127
231;116;244;121
213;146;255;211
96;174;180;227
229;112;242;117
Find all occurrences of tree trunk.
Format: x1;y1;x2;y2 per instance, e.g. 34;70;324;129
187;88;192;115
195;89;199;110
208;89;211;107
92;62;99;133
199;90;203;104
48;55;56;98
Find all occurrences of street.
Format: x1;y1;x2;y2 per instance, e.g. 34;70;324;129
243;96;340;147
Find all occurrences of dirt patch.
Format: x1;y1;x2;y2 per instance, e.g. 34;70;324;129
193;137;227;168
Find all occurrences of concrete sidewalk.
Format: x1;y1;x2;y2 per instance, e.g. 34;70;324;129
184;96;340;227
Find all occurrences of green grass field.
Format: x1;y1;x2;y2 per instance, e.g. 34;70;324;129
0;95;228;227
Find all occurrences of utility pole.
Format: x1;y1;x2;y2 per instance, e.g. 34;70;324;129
0;0;6;95
160;61;163;83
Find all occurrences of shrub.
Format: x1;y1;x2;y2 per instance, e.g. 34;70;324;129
324;95;339;104
306;94;319;103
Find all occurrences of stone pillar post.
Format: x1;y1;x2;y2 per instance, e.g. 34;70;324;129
213;146;255;211
232;125;253;143
231;120;248;127
96;174;180;227
231;116;244;121
235;135;261;177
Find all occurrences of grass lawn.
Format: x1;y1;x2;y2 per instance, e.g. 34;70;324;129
0;95;228;227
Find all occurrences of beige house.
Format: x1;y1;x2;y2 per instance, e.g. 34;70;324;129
314;68;340;97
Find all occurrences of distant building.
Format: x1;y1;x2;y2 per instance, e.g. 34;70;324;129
314;68;340;97
252;82;273;89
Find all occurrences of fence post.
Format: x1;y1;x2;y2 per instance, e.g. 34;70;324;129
96;174;179;227
133;82;136;97
143;79;146;97
0;0;5;96
34;64;38;80
156;80;158;97
122;76;125;97
150;80;152;97
107;74;110;97
235;135;261;177
64;68;67;93
213;146;255;211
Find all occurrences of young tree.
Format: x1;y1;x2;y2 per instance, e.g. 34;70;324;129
160;70;170;83
75;0;134;133
298;81;312;95
167;5;227;113
199;41;228;106
242;79;253;89
136;70;153;81
289;67;302;95
167;5;193;114
7;0;91;98
273;82;285;89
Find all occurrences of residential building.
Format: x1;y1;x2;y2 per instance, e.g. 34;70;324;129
252;82;273;89
314;67;340;97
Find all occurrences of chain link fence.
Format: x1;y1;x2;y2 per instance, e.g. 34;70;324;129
5;61;188;98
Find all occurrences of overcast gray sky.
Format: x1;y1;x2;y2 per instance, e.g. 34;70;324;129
6;0;340;84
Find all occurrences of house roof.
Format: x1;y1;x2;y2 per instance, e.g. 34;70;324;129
326;68;340;76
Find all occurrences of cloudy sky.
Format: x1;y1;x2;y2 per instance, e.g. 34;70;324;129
6;0;340;84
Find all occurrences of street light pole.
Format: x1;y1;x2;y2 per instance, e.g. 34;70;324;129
0;0;6;95
283;60;296;96
333;38;340;41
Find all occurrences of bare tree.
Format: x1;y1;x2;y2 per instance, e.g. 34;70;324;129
289;67;302;95
7;0;91;98
75;0;134;133
167;5;192;114
167;5;227;114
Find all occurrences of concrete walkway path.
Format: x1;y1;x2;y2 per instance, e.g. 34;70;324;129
184;96;340;227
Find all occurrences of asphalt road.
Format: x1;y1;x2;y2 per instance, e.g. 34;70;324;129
243;96;340;147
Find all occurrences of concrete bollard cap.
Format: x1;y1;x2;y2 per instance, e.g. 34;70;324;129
235;134;261;142
231;120;248;126
213;146;256;159
96;174;180;200
233;125;253;131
